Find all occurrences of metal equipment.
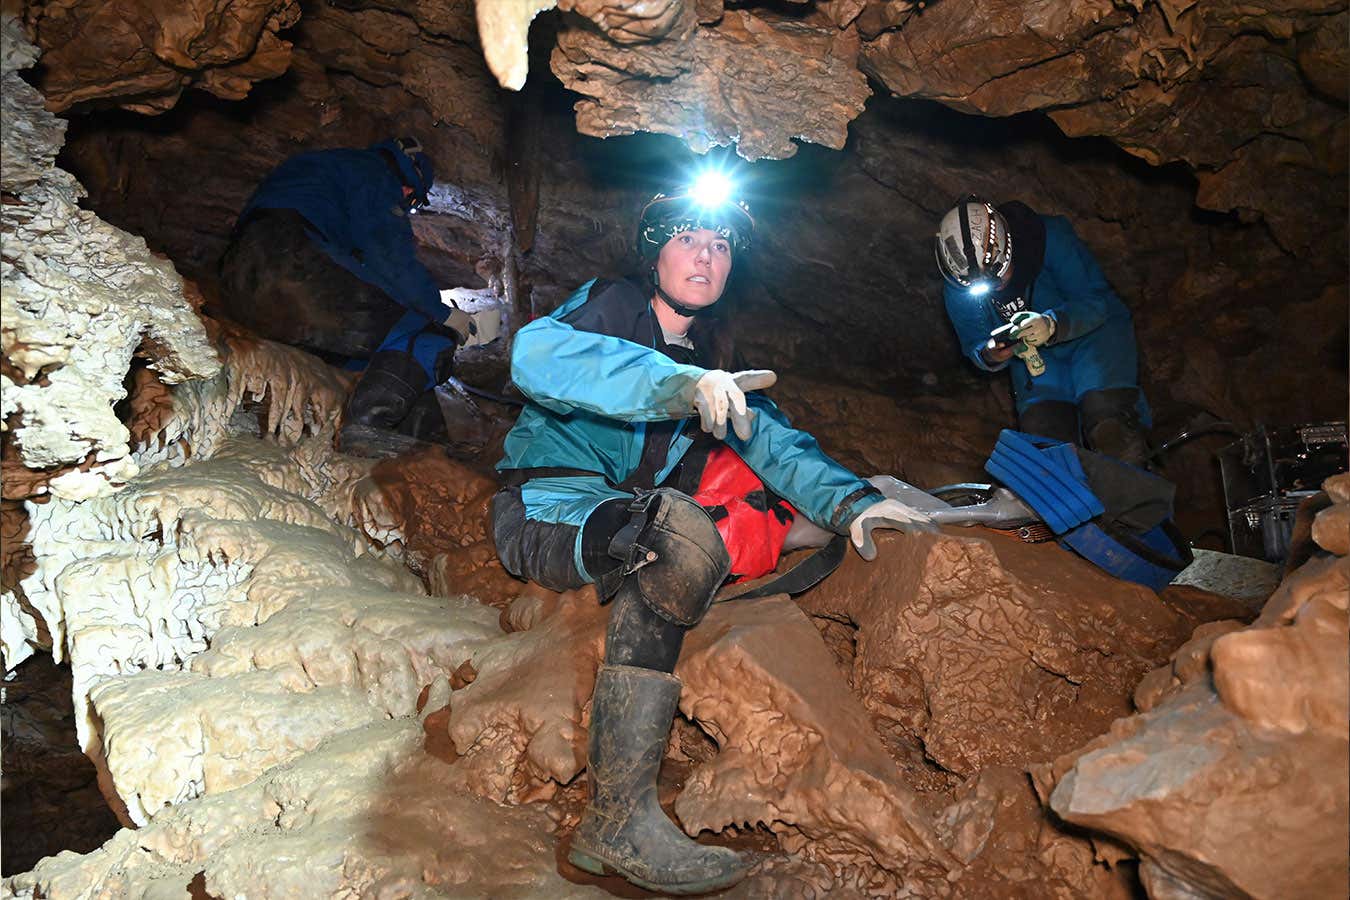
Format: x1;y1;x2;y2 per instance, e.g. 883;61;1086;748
1219;422;1348;562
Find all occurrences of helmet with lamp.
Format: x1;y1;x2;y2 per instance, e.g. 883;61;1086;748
373;136;435;209
636;171;755;262
934;196;1013;296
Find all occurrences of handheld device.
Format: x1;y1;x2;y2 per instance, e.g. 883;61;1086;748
987;321;1046;377
988;321;1022;350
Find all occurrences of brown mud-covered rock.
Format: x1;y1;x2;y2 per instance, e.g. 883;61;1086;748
935;766;1137;900
446;587;606;803
675;595;958;893
24;0;301;113
351;448;521;603
800;528;1191;778
1039;481;1350;900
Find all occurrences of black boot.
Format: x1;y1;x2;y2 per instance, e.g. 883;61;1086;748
569;664;746;895
339;350;429;457
1080;388;1151;467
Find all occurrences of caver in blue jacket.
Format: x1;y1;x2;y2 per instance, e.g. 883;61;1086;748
240;139;442;327
495;277;884;587
943;209;1149;426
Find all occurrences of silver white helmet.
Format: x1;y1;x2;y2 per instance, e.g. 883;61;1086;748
934;197;1013;295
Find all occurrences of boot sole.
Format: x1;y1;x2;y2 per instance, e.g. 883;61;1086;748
567;847;746;896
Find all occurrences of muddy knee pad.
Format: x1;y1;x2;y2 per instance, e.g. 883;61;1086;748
604;489;731;628
1080;388;1149;466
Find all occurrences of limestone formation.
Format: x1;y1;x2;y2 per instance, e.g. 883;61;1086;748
1;327;363;671
1;16;220;503
553;8;871;159
23;0;300;113
6;719;605;899
1040;476;1350;900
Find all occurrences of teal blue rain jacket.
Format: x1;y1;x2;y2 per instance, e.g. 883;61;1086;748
497;280;882;559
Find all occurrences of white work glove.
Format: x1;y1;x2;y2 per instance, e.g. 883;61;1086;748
443;308;476;344
692;369;777;441
1010;311;1055;347
849;498;935;561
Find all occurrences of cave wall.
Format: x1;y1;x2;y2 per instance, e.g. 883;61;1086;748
29;0;1348;527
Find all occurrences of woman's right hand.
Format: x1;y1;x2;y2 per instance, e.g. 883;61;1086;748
692;369;777;441
980;341;1018;365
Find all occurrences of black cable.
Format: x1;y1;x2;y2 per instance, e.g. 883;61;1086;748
1147;421;1242;461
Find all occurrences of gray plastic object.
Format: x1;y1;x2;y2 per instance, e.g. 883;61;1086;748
867;476;1040;528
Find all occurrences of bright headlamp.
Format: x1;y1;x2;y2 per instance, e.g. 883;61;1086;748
690;171;733;210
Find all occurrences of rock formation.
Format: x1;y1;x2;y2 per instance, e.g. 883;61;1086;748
22;0;300;113
3;1;1346;897
800;528;1195;778
1038;474;1350;900
509;0;1349;259
1;15;220;504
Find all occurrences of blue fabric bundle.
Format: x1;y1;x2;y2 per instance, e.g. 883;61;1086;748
986;430;1191;591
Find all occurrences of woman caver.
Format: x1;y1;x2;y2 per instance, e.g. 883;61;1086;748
491;176;932;894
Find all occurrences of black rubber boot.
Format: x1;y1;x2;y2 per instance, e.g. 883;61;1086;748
1080;388;1151;467
1018;399;1081;445
569;665;747;895
339;350;429;457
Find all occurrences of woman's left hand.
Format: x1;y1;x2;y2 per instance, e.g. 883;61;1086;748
849;498;935;560
1010;311;1056;347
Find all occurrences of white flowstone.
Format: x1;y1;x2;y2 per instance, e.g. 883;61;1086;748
2;15;220;500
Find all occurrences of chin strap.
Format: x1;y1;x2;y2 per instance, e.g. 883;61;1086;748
654;283;702;318
651;267;709;318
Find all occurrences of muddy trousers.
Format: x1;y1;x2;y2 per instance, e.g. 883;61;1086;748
555;490;746;893
492;485;747;891
492;486;731;669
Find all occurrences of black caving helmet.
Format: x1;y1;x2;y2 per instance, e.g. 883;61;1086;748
636;172;755;264
374;136;435;207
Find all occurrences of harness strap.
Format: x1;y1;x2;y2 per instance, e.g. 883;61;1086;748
714;534;849;603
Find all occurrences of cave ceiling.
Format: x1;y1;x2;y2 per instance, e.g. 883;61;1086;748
14;0;1348;427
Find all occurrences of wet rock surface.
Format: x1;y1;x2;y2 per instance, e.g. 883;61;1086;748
2;2;1346;897
1038;476;1350;900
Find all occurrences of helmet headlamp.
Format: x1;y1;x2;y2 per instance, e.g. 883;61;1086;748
636;169;754;261
690;171;733;209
